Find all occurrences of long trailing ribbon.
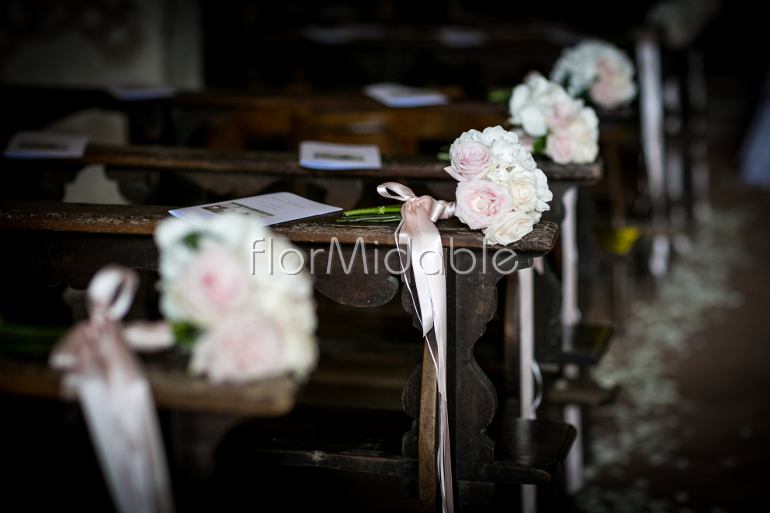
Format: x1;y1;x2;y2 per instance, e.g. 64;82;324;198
377;182;455;513
50;265;174;513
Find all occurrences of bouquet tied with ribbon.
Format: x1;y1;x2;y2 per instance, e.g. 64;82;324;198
376;125;552;513
550;39;638;110
155;214;318;384
444;125;553;244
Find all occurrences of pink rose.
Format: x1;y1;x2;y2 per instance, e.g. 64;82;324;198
445;141;493;181
590;75;635;109
547;98;580;131
191;312;286;384
591;58;636;109
455;180;512;229
545;129;575;164
175;244;250;325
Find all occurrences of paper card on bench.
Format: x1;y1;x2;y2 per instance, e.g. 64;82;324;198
299;141;382;170
168;191;342;225
4;131;89;159
106;83;176;101
363;82;448;108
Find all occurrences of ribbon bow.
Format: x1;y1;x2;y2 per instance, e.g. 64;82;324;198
50;265;174;513
377;182;455;513
377;182;455;335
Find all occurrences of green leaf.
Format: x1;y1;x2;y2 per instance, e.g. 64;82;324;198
437;152;450;162
532;135;547;154
182;232;204;250
487;88;512;103
171;321;201;348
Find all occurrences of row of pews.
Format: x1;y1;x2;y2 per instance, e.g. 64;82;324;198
0;25;709;513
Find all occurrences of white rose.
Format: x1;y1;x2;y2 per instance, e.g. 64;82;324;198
457;128;483;144
508;174;538;212
533;168;553;212
516;148;538;170
509;78;551;137
509;72;586;140
478;125;518;147
568;108;600;163
483;211;536;246
485;163;513;185
510;83;532;118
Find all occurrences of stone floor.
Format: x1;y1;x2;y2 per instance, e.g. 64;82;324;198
568;171;770;513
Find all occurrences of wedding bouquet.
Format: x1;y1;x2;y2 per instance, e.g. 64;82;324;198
508;72;599;165
444;125;553;245
154;214;317;384
550;39;637;110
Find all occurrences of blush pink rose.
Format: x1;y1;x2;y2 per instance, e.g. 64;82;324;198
591;58;635;109
545;129;575;164
191;312;286;384
445;141;493;181
547;98;579;131
176;244;250;325
590;74;635;109
455;180;512;229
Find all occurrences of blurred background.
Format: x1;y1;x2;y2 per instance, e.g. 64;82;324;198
0;0;766;169
1;1;770;513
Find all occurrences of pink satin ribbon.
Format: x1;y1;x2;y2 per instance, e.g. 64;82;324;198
377;182;455;513
50;265;174;513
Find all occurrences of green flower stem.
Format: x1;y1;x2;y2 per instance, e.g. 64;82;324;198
0;322;67;357
336;214;402;223
487;88;512;103
0;323;66;338
342;205;403;217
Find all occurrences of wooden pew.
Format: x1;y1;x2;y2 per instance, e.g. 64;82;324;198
0;111;613;507
0;141;614;417
0;141;611;371
0;200;574;510
0;141;603;230
0;356;297;417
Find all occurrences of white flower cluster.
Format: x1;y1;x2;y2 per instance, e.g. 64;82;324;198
551;39;637;110
444;125;553;245
155;214;317;384
509;72;599;164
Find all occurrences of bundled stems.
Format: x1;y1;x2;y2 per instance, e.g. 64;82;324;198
337;204;402;223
